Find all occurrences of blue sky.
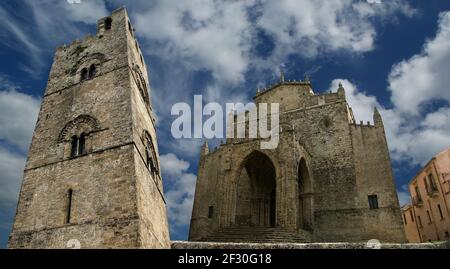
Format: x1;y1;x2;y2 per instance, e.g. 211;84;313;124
1;0;450;248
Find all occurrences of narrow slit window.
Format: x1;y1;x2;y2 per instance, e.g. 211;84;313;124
426;210;432;224
66;189;73;224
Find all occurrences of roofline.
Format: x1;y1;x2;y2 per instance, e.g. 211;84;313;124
253;81;312;99
408;157;436;186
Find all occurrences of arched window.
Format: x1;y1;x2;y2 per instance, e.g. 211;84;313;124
133;65;150;106
71;135;78;158
78;133;86;156
80;68;88;82
88;65;96;79
105;17;112;30
143;132;159;178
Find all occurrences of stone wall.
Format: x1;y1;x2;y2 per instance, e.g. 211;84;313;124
8;7;170;249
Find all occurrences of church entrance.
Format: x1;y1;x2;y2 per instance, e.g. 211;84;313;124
235;151;276;227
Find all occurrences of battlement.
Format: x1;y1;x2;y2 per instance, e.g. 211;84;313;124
48;7;148;100
56;7;129;52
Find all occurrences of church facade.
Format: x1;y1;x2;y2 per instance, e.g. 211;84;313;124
189;78;406;243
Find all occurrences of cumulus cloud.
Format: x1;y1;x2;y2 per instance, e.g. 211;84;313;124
134;0;254;85
160;153;197;228
131;0;414;86
165;173;197;228
388;11;450;115
160;153;190;178
255;0;415;69
329;79;380;124
386;107;450;164
0;75;40;217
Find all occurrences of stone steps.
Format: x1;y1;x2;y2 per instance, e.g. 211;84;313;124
203;227;313;243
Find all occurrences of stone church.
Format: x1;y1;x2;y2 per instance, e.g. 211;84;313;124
8;8;170;248
189;77;406;243
8;7;407;249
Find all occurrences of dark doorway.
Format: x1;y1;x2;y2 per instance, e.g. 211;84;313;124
235;151;276;227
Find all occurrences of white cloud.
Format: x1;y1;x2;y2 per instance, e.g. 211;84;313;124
388;11;450;115
62;0;109;23
388;107;450;165
160;153;190;178
0;147;26;208
255;0;415;70
132;0;414;86
160;153;197;228
329;79;380;124
134;0;254;85
165;173;197;228
170;139;204;158
0;76;40;214
0;78;41;151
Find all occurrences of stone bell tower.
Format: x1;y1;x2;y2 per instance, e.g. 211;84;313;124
8;7;170;249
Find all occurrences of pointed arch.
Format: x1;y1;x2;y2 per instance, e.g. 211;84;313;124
234;150;277;227
132;64;150;106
